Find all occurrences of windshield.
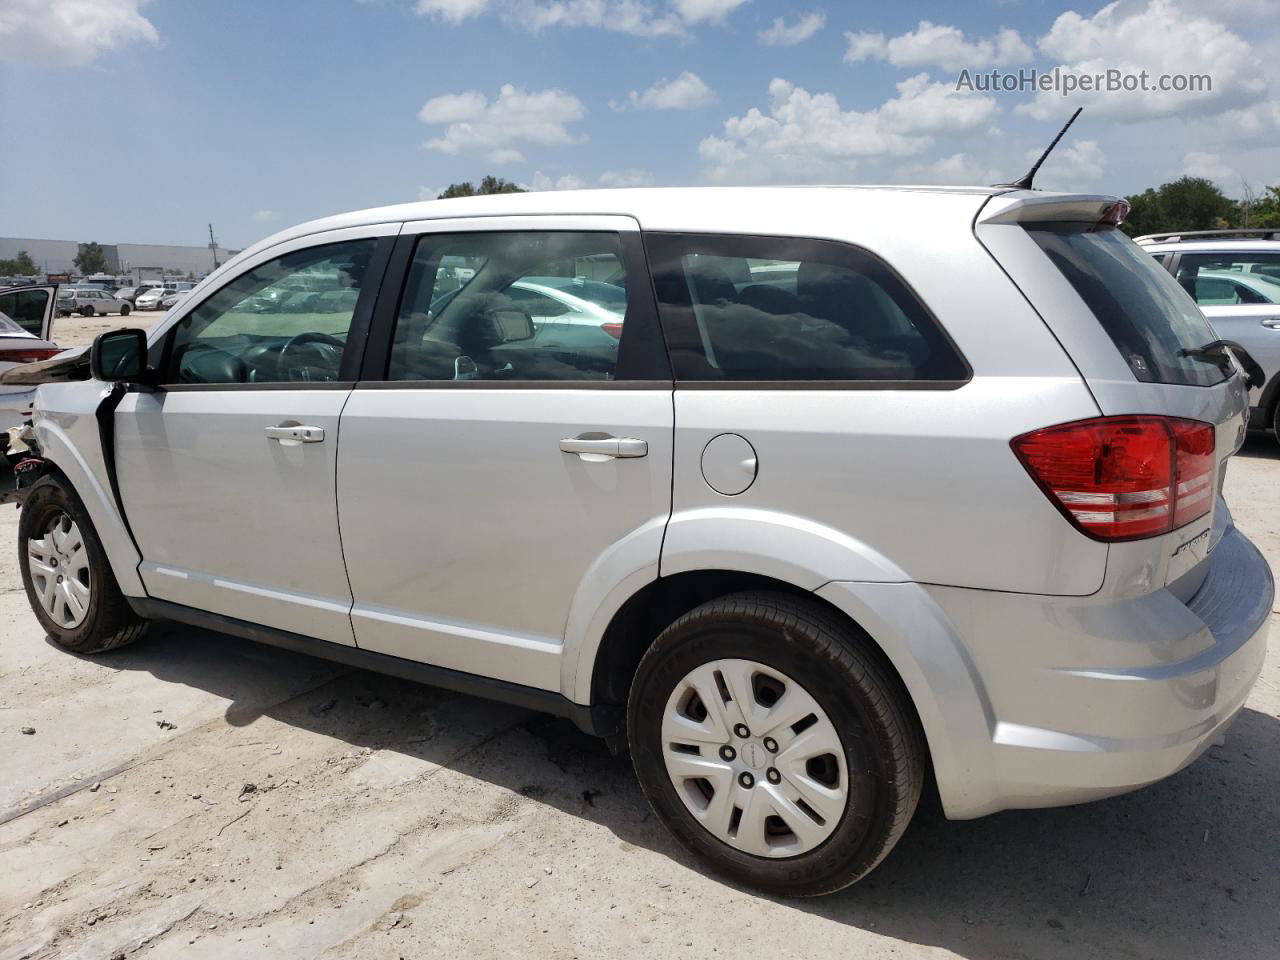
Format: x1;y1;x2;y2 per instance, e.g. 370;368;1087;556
1025;223;1225;387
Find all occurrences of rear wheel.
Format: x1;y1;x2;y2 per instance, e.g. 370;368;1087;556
79;305;94;317
18;476;149;653
628;591;924;897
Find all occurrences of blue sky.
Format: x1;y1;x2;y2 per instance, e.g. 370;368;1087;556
1;0;1277;249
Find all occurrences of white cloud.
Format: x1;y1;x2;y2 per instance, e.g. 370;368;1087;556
758;11;824;47
627;72;716;110
845;21;1031;71
903;153;1004;187
412;0;750;36
251;209;279;223
1032;139;1106;191
1182;151;1236;186
414;0;490;22
418;84;586;163
418;185;442;200
0;0;158;65
698;75;998;183
529;171;587;190
1023;0;1267;121
670;0;747;24
598;168;656;187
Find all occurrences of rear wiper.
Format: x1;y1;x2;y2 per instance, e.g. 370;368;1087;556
1180;339;1265;389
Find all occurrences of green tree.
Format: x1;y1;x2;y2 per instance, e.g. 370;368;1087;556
1249;185;1280;229
437;175;526;199
1121;176;1238;236
0;250;40;276
73;241;108;275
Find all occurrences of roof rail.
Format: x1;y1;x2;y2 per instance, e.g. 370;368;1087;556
1134;228;1280;244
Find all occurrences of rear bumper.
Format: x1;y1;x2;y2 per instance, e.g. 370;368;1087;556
922;522;1273;818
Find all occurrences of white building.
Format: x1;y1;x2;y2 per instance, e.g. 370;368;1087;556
0;236;241;279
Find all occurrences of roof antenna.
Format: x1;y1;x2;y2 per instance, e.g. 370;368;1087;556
994;107;1083;191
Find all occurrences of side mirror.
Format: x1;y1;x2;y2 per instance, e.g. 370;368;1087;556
485;307;535;343
90;328;149;382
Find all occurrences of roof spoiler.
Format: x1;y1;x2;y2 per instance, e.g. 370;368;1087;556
976;193;1127;227
1134;228;1280;245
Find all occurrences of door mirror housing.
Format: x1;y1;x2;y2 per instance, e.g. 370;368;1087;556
90;328;149;383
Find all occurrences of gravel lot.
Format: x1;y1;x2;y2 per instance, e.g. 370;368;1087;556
2;312;1277;959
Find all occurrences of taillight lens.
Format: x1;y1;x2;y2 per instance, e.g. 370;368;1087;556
600;322;624;340
1011;415;1215;541
4;347;61;364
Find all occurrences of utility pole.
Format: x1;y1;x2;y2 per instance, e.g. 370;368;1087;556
208;223;220;270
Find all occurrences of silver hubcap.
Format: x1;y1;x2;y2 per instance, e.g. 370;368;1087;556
661;658;848;858
27;513;91;628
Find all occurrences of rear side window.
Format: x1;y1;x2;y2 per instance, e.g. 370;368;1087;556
1173;252;1280;305
644;233;967;383
1025;224;1224;387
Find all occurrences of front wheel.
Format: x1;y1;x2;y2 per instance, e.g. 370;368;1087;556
628;592;925;897
18;476;150;653
79;305;95;317
120;303;131;316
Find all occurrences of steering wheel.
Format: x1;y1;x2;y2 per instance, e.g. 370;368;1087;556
279;331;345;381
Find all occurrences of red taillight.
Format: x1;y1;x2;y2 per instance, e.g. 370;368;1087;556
600;322;624;340
1011;415;1215;542
5;347;61;364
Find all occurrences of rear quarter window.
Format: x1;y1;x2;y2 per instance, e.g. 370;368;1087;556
644;233;968;384
1025;223;1224;387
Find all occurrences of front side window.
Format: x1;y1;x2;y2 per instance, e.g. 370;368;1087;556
644;233;967;383
388;231;631;382
166;239;375;385
1174;252;1280;306
0;289;50;334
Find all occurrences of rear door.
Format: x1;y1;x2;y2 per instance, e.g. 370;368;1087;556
977;196;1251;588
0;285;57;339
335;216;673;690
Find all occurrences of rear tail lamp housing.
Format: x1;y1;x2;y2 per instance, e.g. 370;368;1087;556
5;347;62;364
1011;415;1215;542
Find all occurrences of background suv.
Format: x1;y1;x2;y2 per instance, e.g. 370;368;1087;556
6;186;1272;897
1138;230;1280;444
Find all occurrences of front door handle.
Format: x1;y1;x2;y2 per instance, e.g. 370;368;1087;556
1262;318;1280;329
559;434;648;461
265;424;325;444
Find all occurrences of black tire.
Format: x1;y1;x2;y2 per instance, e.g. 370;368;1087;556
120;303;131;316
628;591;924;897
79;305;94;317
18;475;149;654
1272;399;1280;449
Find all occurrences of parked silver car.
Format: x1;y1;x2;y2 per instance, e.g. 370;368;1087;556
134;287;171;311
1137;231;1280;444
4;187;1272;896
56;288;131;317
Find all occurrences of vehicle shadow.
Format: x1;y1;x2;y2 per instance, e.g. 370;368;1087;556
77;621;1280;960
1237;433;1279;461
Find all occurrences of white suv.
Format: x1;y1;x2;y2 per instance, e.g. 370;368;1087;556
4;187;1273;896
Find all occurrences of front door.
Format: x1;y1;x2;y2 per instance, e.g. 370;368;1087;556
114;231;392;645
336;217;673;689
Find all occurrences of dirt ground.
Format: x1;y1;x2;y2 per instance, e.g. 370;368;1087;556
2;313;1278;959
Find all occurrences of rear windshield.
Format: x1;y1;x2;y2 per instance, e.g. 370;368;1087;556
1025;223;1225;387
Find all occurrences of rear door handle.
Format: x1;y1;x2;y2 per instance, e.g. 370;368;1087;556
265;424;325;443
559;435;648;460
